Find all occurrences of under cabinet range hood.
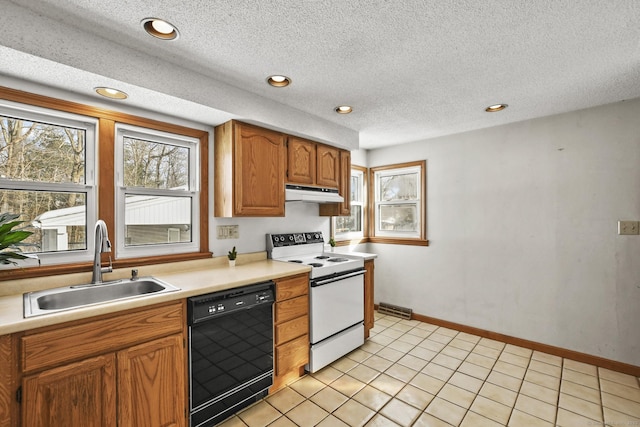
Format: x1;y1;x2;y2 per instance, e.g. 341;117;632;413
285;184;344;203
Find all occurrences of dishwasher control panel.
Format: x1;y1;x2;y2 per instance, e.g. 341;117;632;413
187;281;274;324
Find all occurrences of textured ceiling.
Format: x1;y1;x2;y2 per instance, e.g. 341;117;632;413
1;0;639;149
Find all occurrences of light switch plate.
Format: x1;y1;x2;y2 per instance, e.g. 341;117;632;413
618;220;639;235
217;225;239;239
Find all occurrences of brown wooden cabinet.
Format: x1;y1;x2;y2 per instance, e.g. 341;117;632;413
16;301;187;427
319;149;351;216
117;335;185;427
364;259;375;339
271;273;309;392
316;144;340;188
23;354;117;427
287;137;343;191
287;136;316;185
215;120;286;217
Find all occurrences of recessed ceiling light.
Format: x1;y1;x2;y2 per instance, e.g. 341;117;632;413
485;103;508;112
141;18;179;40
335;105;353;114
95;87;128;100
267;75;291;87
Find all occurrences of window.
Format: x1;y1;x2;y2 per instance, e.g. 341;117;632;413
370;161;427;244
0;100;97;265
334;165;366;241
115;124;200;258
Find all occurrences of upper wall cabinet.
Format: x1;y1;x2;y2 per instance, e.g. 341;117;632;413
316;144;340;188
319;149;351;216
287;137;340;189
215;121;286;217
287;137;316;185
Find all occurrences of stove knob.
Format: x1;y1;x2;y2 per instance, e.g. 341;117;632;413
306;233;311;239
315;233;320;239
289;235;294;241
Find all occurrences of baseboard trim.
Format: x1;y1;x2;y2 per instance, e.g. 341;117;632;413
374;305;640;377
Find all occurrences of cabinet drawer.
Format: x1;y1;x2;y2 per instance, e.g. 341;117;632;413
275;315;308;345
275;334;309;376
22;301;184;373
275;274;308;301
275;295;308;324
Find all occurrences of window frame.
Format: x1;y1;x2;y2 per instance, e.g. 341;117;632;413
0;99;98;266
333;165;367;243
368;160;428;246
114;124;201;259
0;86;211;281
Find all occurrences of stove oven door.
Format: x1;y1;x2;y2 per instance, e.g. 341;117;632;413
309;269;365;344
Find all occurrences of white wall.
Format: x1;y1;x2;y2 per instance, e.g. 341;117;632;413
366;99;640;366
209;202;330;256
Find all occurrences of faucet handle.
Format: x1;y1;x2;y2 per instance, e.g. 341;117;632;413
101;255;113;274
131;269;139;280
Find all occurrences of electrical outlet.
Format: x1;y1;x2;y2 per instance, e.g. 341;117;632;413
618;220;639;235
217;225;239;239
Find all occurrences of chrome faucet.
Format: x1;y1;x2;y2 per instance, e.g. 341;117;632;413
91;219;113;284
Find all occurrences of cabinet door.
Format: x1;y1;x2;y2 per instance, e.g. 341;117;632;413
117;334;186;427
287;137;316;184
316;144;340;188
275;334;309;377
319;149;351;216
234;122;286;216
23;354;116;427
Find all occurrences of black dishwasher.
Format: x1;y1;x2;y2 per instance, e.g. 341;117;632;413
187;281;275;427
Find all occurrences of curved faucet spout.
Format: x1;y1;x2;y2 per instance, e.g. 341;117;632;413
91;220;113;284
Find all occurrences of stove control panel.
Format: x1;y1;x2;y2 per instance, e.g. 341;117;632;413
268;232;324;247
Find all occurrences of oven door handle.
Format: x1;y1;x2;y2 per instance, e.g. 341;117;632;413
311;269;365;287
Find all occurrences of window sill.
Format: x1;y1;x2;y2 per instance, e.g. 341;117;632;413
0;251;213;282
367;237;429;246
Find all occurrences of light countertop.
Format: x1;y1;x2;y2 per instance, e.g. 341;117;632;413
331;248;378;260
0;257;310;335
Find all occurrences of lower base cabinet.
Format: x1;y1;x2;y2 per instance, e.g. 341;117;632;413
271;273;310;392
18;301;187;427
23;354;117;427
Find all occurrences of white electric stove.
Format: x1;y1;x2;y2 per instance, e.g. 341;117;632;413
266;232;365;372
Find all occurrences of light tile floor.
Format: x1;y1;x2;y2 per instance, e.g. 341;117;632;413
220;311;640;427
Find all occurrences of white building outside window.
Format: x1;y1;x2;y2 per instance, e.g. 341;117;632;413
114;124;200;258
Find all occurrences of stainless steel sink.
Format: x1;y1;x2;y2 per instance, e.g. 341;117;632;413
23;277;180;318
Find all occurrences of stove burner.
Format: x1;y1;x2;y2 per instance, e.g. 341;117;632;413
308;263;324;268
315;255;330;260
288;260;303;263
327;257;350;263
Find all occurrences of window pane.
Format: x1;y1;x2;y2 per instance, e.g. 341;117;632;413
123;137;189;189
350;174;361;202
0;116;85;184
378;204;417;231
378;172;417;201
0;189;87;253
335;205;362;233
124;194;191;246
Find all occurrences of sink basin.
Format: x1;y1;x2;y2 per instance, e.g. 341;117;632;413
23;277;180;318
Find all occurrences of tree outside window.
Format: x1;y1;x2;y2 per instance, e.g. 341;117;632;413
0;102;97;265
